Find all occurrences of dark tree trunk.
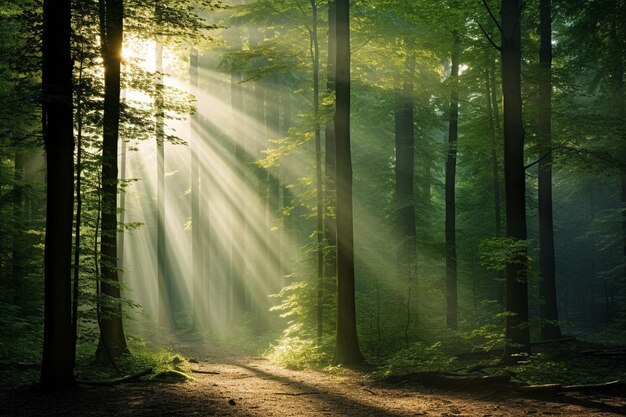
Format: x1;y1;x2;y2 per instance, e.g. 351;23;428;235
324;0;337;280
537;0;562;341
12;151;25;299
40;0;75;388
72;52;87;365
96;0;129;363
445;32;460;330
500;0;530;362
394;51;416;344
334;0;363;366
610;10;626;285
486;62;503;236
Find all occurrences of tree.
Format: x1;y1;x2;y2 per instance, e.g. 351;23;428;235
334;0;363;366
537;0;562;341
394;50;416;343
445;32;460;330
308;0;324;343
499;0;531;362
97;0;129;363
40;0;75;388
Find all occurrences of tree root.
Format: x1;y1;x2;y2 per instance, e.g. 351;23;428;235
77;368;153;386
385;371;511;388
191;369;220;375
517;380;625;394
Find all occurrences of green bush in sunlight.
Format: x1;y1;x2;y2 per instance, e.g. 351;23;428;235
266;335;332;369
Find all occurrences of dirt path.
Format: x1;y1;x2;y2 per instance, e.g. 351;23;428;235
2;341;625;416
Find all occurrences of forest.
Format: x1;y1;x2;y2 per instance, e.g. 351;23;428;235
1;0;626;415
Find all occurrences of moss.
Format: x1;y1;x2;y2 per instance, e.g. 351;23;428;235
151;369;194;383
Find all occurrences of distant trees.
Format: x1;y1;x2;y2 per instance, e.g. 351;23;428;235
40;0;75;387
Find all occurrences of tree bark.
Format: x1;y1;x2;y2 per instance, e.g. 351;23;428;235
40;0;75;388
537;0;562;341
309;0;325;343
487;56;502;236
500;0;530;363
445;32;460;330
334;0;363;366
394;50;416;344
96;0;129;363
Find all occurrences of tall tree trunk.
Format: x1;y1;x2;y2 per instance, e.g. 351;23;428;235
537;0;562;341
309;0;324;343
154;43;175;328
445;32;460;330
72;50;86;365
96;0;129;363
334;0;363;366
189;49;204;331
611;9;626;286
229;71;247;318
266;80;281;295
488;58;503;236
394;51;416;345
12;151;25;300
324;0;337;281
40;0;75;388
500;0;530;363
252;78;268;327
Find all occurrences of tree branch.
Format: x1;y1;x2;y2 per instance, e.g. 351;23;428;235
478;23;502;51
524;144;566;170
482;0;503;35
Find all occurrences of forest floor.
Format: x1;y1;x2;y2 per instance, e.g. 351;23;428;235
1;339;626;416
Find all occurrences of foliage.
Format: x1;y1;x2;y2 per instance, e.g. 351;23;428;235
266;335;331;369
75;337;192;382
377;341;459;377
479;237;531;272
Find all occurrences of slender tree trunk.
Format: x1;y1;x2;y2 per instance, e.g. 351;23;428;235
72;50;86;366
229;71;247;317
537;0;562;341
334;0;363;366
324;0;337;281
309;0;324;343
252;78;268;326
189;49;204;331
12;151;25;301
500;0;530;363
445;32;460;330
118;134;127;283
155;43;174;328
394;51;416;344
488;57;502;236
40;0;75;388
485;63;502;236
96;0;129;363
266;81;281;295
